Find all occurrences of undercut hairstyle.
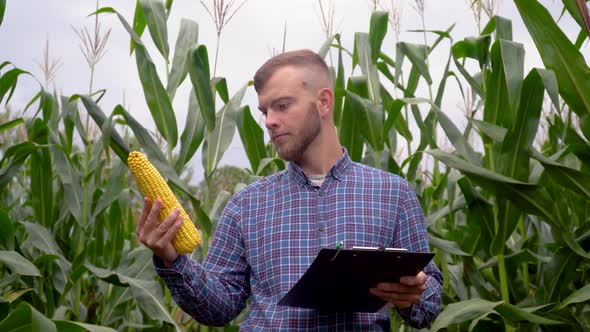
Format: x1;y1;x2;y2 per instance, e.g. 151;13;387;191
253;49;332;93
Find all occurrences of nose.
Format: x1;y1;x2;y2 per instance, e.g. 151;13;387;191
265;110;279;130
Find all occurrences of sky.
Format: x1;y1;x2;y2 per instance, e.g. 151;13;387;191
0;0;585;184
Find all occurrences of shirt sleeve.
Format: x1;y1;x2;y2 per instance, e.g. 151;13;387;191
153;196;250;326
392;180;443;329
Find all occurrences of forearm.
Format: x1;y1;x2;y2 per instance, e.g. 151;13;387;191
396;261;443;329
154;254;247;326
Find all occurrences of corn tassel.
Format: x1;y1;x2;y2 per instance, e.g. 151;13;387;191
128;151;201;254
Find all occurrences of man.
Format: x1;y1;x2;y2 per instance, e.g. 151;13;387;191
136;49;443;330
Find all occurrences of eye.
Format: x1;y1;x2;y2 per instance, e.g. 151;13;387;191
277;102;289;111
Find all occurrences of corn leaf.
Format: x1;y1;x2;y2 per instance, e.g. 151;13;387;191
74;95;130;163
396;42;432;85
346;90;384;152
21;222;71;294
54;321;117;332
85;264;181;332
555;283;590;310
175;88;205;172
532;148;590;200
0;118;23;134
0;302;56;332
516;0;590;117
167;18;198;100
495;303;563;324
0;251;41;277
29;119;53;228
0;68;29;105
0;210;14;251
129;0;147;54
430;298;503;331
139;0;169;60
354;33;381;104
0;0;5;27
187;45;215;132
369;11;388;63
482;16;513;41
204;82;250;177
236;106;266;174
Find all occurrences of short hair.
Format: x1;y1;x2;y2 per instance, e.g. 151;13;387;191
253;49;332;93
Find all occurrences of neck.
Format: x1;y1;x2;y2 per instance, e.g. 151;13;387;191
296;125;343;175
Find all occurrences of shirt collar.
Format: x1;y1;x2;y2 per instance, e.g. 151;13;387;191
287;147;352;187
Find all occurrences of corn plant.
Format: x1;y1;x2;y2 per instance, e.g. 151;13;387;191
1;0;589;331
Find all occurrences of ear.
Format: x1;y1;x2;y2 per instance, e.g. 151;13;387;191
317;88;334;117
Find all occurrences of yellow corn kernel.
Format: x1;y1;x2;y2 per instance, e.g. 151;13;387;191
128;151;201;254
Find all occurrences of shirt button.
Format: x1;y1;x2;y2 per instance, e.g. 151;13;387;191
319;227;325;232
318;190;326;197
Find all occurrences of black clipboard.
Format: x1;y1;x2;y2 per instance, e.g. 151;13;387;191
278;247;434;312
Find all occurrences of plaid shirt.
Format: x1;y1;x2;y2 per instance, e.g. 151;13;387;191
154;150;443;331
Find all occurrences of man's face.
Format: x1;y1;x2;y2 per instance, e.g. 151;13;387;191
257;66;322;162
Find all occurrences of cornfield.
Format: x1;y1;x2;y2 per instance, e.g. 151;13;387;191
0;0;589;331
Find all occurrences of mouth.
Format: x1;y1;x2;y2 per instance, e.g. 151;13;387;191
272;133;287;141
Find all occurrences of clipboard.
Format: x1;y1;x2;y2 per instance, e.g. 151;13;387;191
278;247;434;312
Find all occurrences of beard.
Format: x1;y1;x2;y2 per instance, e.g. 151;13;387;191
275;103;321;161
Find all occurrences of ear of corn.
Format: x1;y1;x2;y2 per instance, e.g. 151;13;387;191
128;151;201;254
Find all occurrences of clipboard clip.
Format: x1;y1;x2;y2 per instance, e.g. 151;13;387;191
331;241;344;262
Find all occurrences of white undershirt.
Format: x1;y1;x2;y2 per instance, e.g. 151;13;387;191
307;174;326;187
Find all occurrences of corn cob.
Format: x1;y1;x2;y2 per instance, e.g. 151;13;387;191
128;151;201;254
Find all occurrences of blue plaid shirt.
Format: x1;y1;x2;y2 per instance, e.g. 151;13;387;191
154;149;443;330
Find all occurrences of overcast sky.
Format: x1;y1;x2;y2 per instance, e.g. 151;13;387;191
0;0;585;184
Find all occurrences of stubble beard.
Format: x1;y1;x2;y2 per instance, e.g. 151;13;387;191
275;103;321;162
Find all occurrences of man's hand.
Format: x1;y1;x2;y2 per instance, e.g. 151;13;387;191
369;271;427;309
136;197;184;266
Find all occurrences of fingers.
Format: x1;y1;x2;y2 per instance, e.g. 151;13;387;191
136;197;152;237
158;216;184;246
400;271;427;286
369;287;421;309
374;281;426;294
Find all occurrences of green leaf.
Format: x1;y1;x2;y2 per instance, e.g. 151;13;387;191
532;148;590;200
175;88;205;171
129;0;147;54
204;82;250;177
339;78;368;161
516;0;590;117
49;137;83;224
555;283;590;310
212;77;229;103
318;34;337;59
21;222;71;293
346;90;384;152
0;251;41;276
562;0;590;39
135;44;178;147
54;321;117;332
139;0;169;60
0;210;14;250
187;45;215;132
0;302;56;332
428;234;470;256
539;248;581;303
114;105;167;167
396;42;432;85
369;11;388;63
85;264;181;331
0;118;24;134
0;0;5;27
0;68;29;105
470;118;507;142
0;142;37;192
404;98;480;164
74;95;130;162
167;18;198;100
430;298;503;331
354;33;381;104
482;16;513;41
495;303;563;324
451;35;491;68
237;106;266;173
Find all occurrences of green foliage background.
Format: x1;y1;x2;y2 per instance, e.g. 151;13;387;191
1;0;590;331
